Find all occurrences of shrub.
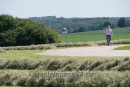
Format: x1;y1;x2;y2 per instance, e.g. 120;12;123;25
0;15;61;47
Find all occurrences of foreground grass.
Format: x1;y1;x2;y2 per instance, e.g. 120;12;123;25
115;45;130;50
60;27;130;42
0;55;129;87
0;70;129;87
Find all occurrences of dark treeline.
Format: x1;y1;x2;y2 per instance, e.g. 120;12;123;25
29;16;130;33
0;15;61;46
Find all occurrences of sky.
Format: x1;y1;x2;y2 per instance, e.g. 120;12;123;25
0;0;130;18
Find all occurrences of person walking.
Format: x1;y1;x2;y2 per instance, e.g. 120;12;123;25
104;25;113;46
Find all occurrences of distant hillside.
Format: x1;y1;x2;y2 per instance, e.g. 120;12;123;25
28;16;130;33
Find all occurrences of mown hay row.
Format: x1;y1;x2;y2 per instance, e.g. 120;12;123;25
0;70;129;87
0;57;129;71
0;44;57;50
0;49;6;53
0;39;130;50
52;42;96;47
52;39;130;47
96;39;130;45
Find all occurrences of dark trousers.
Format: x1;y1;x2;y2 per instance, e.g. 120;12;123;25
106;35;111;46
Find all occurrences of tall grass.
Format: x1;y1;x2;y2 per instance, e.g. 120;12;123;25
114;45;130;50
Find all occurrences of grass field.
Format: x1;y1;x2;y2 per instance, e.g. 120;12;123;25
0;27;130;87
60;27;130;42
114;45;130;50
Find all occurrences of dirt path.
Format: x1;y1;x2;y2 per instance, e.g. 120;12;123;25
36;45;130;57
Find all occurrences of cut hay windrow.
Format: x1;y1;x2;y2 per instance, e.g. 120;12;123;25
0;39;130;50
0;70;129;87
0;57;129;71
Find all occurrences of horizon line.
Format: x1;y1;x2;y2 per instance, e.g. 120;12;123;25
0;14;130;19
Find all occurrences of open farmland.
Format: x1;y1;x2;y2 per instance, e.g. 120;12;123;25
60;27;130;42
0;17;130;87
0;1;130;86
0;39;130;87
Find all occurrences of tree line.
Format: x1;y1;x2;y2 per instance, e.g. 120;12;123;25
29;16;130;33
0;15;61;46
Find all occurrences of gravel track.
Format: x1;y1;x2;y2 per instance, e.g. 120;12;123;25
36;45;130;57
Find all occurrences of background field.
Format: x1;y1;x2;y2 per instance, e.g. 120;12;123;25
60;27;130;42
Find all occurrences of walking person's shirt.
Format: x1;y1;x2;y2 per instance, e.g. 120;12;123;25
104;28;113;35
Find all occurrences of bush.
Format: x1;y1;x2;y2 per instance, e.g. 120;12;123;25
0;15;61;47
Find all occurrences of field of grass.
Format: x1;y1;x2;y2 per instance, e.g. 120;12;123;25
60;27;130;42
115;45;130;50
0;28;130;87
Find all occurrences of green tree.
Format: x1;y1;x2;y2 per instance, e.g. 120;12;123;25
117;18;126;28
126;20;130;27
29;16;120;33
99;23;104;30
73;28;79;33
0;15;16;33
79;27;86;32
0;29;17;46
0;15;61;46
103;21;111;27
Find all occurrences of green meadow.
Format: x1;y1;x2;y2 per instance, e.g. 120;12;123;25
60;27;130;42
